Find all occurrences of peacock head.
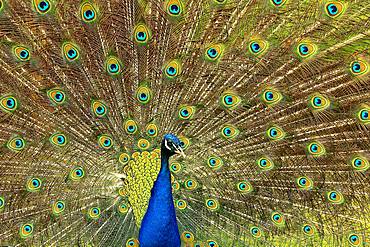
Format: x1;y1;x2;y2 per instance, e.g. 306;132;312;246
162;134;185;158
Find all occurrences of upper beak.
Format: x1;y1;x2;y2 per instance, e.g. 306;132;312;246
175;147;186;158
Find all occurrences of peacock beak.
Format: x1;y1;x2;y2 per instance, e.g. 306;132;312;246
175;146;186;158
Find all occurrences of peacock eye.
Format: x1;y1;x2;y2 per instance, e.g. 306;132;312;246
178;106;195;120
126;238;139;247
88;207;101;219
221;125;239;139
220;91;241;109
92;100;108;117
350;156;370;172
205;44;224;62
348;233;361;246
33;0;51;14
47;89;66;105
26;178;42;192
118;203;129;215
62;42;80;62
327;191;344;204
271;212;285;227
270;0;287;7
205;198;219;211
7;136;26;152
302;223;315;236
80;2;97;23
297;42;317;58
248;39;268;56
325;2;345;18
106;56;123;75
261;87;282;106
0;196;4;210
136;86;152;104
257;156;274;171
250;226;262;238
207;240;219;247
134;24;151;45
70;167;85;181
19;223;34;238
176;199;187;209
0;95;18;113
52;200;66;215
13;46;30;61
237;181;253;193
181;231;194;242
266;125;285;141
184;179;197;190
165;0;184;16
350;60;368;76
164;60;182;79
307;141;325;157
296;176;313;190
49;133;68;147
98;134;113;149
124;119;139;134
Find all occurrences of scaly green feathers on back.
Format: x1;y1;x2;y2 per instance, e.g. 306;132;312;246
0;0;370;246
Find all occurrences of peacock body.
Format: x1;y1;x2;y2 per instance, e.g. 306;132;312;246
0;0;370;246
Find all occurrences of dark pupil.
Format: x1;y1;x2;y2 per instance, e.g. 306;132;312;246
180;142;184;147
97;106;103;113
271;129;277;136
85;10;93;18
39;1;48;10
104;140;109;145
186;234;190;238
209;201;213;206
182;109;189;116
301;46;308;53
329;5;338;14
170;4;179;13
58;203;62;208
355;159;362;166
55;93;62;100
140;93;147;99
226;96;232;103
33;180;38;186
311;145;318;151
274;215;280;220
210;159;216;165
110;64;117;70
138;32;145;38
68;49;76;57
266;92;273;100
353;63;360;71
20;50;27;58
261;160;266;166
241;184;246;189
93;209;98;214
305;226;310;232
314;97;321;105
362;110;368;119
253;229;258;234
168;67;175;74
128;126;134;130
331;193;336;199
210;243;215;247
16;140;22;146
209;48;217;57
351;236;358;242
76;170;81;176
25;226;31;232
252;43;260;51
301;179;306;185
188;181;192;186
149;129;154;134
225;129;231;135
274;0;282;3
6;99;14;107
57;137;63;143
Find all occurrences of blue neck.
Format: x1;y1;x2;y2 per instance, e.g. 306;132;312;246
138;150;180;247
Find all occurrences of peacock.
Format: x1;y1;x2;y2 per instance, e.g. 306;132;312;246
0;0;370;246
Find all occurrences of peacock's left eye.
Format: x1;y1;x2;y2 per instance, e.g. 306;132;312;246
327;191;344;204
271;212;285;227
13;46;30;61
98;134;113;149
7;136;25;152
70;167;85;181
80;2;97;23
33;0;51;14
26;178;42;192
62;42;80;62
325;2;345;18
19;223;34;238
49;133;68;147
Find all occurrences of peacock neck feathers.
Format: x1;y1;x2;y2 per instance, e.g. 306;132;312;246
138;147;180;247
